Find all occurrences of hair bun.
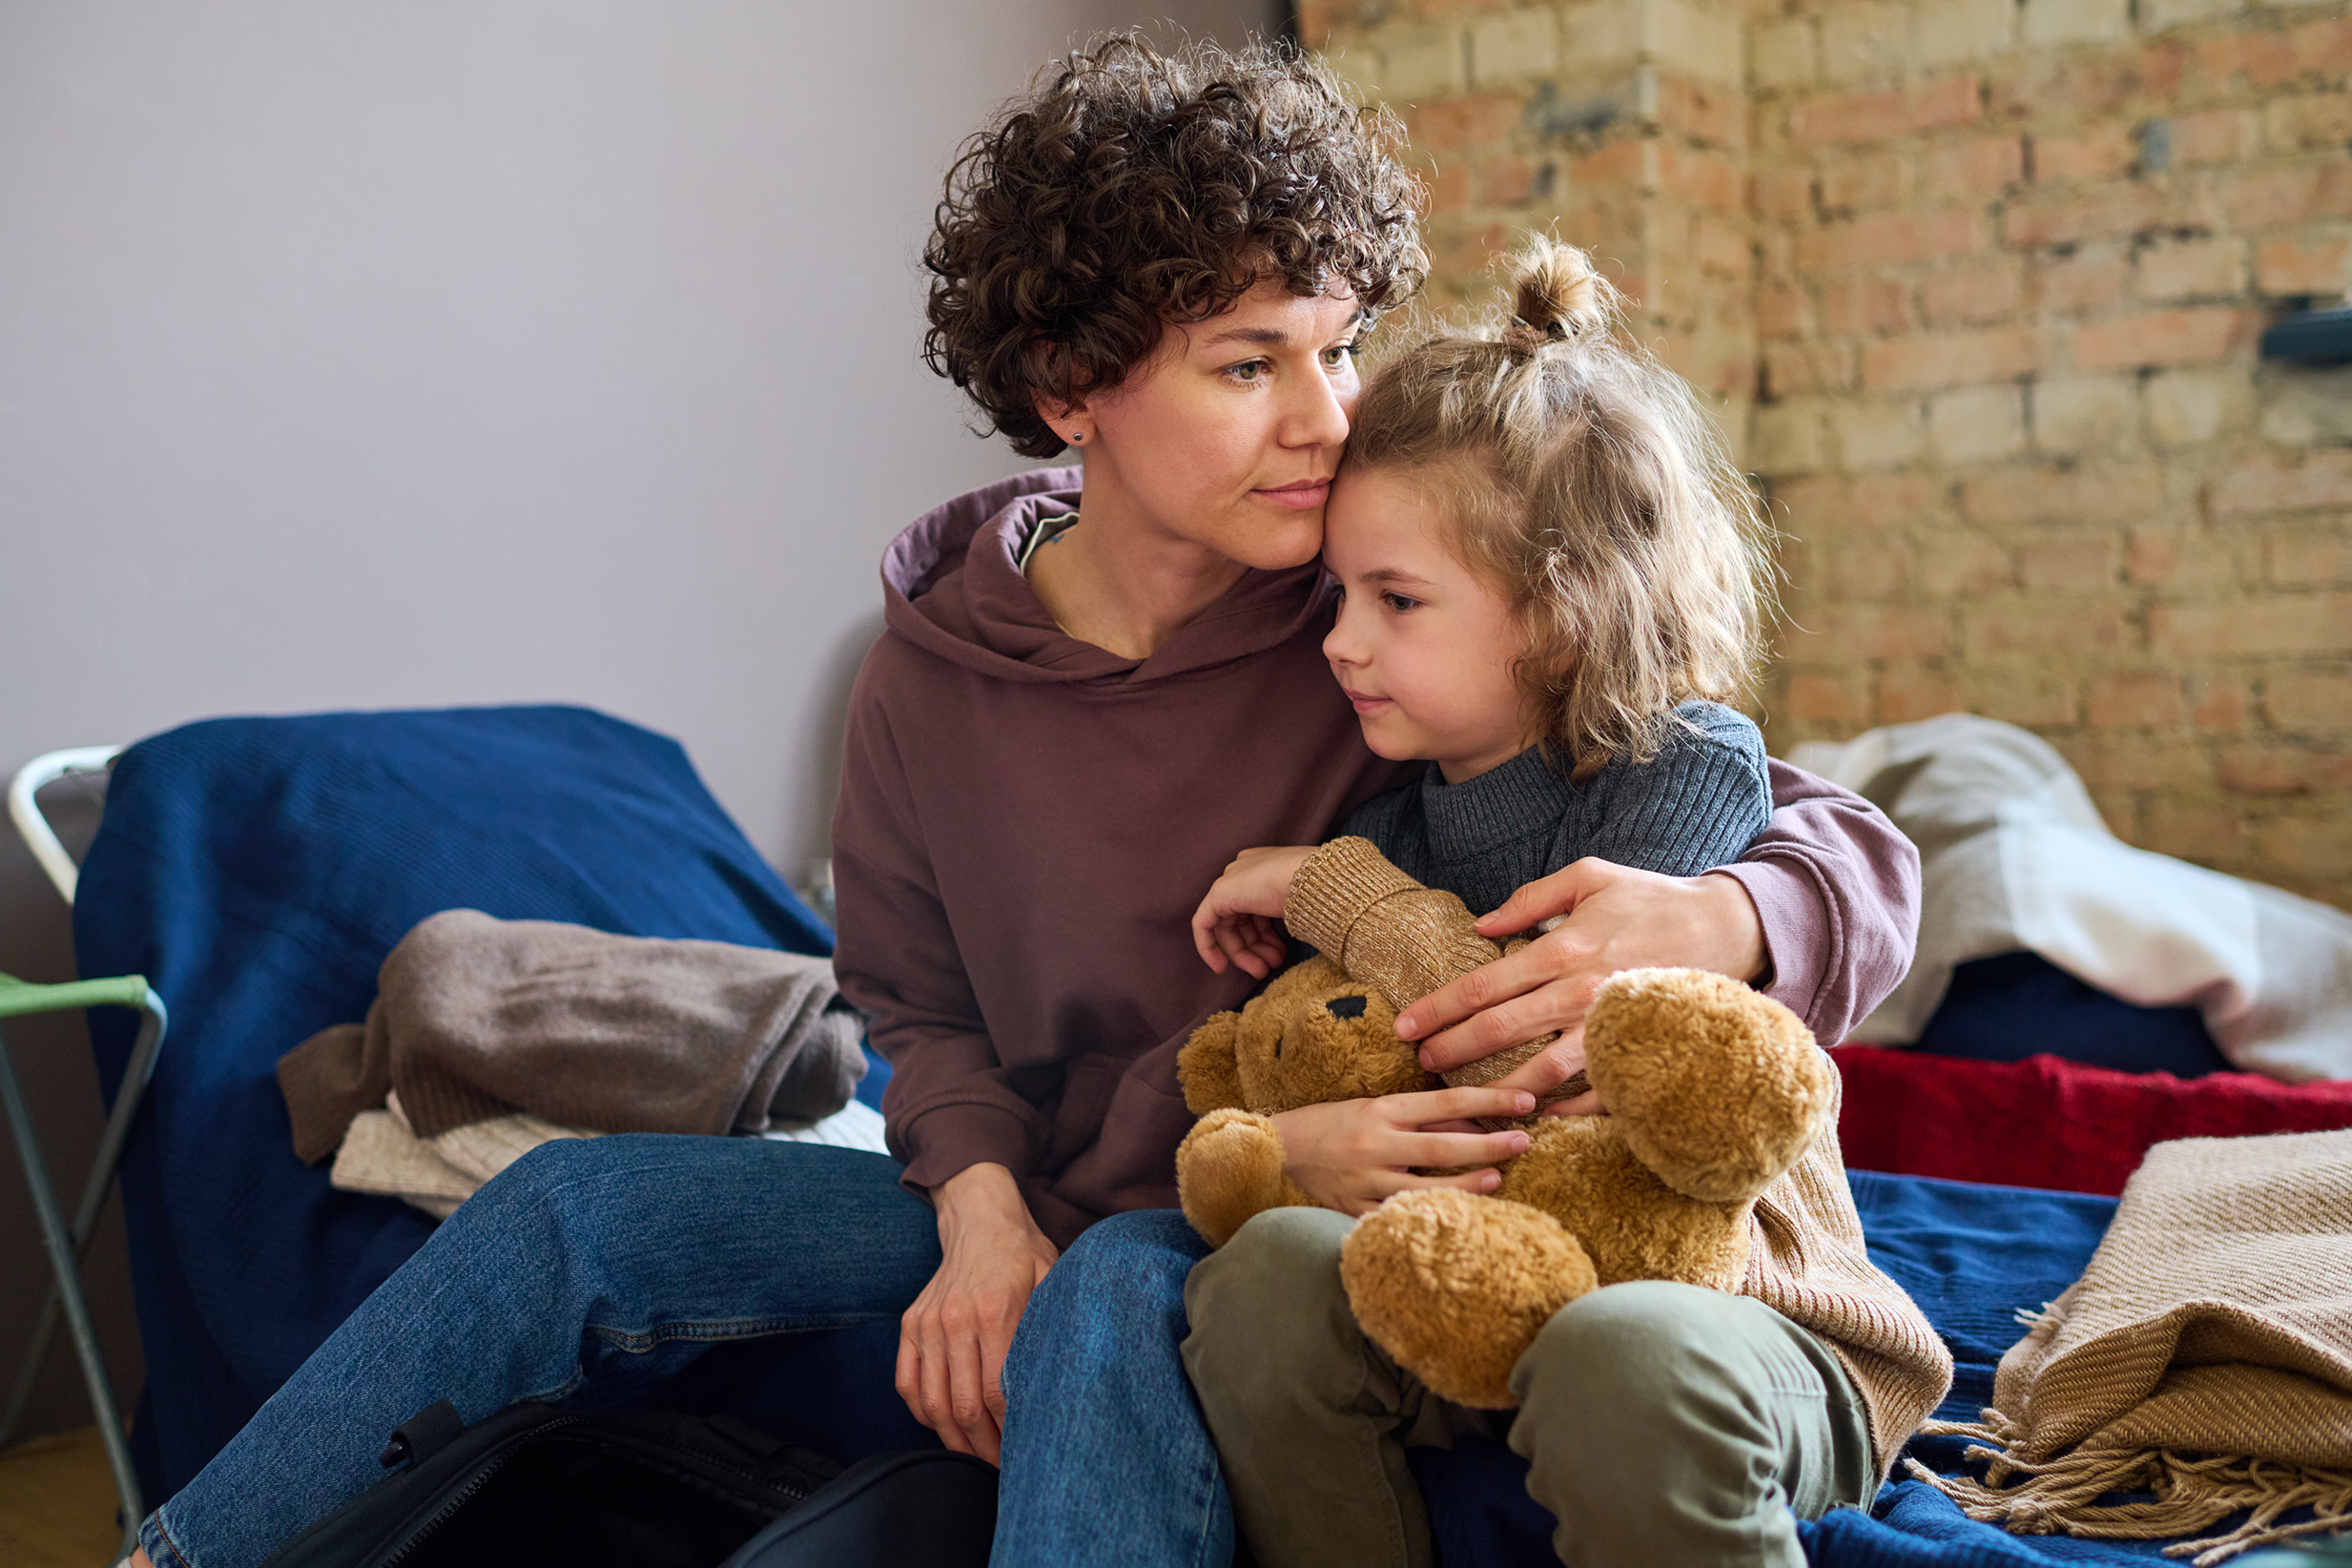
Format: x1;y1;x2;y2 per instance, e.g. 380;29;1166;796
1508;237;1612;343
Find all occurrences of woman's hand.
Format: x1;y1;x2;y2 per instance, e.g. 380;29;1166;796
1269;1085;1537;1215
897;1162;1059;1466
1190;845;1316;978
1393;860;1767;1116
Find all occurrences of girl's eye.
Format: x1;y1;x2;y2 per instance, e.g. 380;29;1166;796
1381;592;1419;613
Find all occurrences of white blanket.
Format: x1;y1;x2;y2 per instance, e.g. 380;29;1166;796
1789;714;2352;1082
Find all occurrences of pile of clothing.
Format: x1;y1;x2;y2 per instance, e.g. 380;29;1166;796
279;909;869;1217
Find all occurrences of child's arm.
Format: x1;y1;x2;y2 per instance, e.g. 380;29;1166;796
1189;845;1316;978
1269;1087;1534;1214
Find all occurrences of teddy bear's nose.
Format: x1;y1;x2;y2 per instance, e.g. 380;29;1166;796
1326;995;1369;1020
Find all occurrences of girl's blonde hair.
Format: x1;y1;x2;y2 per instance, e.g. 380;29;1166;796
1350;237;1772;778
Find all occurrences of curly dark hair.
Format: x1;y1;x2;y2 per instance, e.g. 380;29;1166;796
923;36;1428;459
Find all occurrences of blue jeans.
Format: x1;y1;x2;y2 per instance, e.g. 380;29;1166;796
140;1139;1232;1568
142;1136;937;1568
994;1210;1229;1567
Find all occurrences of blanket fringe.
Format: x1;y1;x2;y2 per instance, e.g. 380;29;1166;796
1909;1417;2352;1565
2012;1300;2064;1334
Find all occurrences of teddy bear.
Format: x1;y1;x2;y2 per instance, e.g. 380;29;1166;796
1174;836;1836;1409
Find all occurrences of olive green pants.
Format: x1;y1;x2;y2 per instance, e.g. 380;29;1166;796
1182;1207;1876;1568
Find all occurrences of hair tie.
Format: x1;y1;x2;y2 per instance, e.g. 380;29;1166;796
1501;315;1569;357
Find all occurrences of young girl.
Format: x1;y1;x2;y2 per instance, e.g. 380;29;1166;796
1182;238;1948;1568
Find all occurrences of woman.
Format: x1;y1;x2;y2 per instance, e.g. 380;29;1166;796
131;39;1916;1568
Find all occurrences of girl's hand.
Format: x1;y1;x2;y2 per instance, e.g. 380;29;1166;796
1190;845;1317;978
897;1162;1059;1467
1393;859;1766;1117
1269;1085;1537;1214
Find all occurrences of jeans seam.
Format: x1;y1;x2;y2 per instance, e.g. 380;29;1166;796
1185;1430;1218;1568
143;1510;196;1568
586;1310;891;1352
1181;1378;1230;1568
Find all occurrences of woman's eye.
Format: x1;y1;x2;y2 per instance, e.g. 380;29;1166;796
1322;342;1358;368
1225;359;1269;383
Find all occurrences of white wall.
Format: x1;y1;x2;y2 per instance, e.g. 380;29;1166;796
4;0;1282;877
0;0;1280;1441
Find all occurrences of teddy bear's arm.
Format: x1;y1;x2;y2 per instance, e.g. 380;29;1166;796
1284;837;1501;1006
1176;1011;1248;1114
1285;837;1586;1104
1175;1108;1320;1248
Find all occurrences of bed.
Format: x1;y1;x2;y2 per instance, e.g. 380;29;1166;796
54;706;2352;1563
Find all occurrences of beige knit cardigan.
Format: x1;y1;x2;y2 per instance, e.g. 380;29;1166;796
1288;836;1954;1478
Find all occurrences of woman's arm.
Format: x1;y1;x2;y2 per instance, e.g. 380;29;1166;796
831;668;1058;1464
1708;757;1923;1042
895;1162;1058;1465
832;650;1060;1192
1395;759;1920;1090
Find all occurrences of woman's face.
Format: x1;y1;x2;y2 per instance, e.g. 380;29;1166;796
1072;279;1365;572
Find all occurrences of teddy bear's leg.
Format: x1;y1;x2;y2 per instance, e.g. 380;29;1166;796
1498;1118;1753;1291
1176;1107;1318;1248
1338;1189;1597;1409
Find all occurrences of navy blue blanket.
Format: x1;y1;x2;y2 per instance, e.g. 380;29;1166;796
74;708;832;1496
1799;1174;2179;1565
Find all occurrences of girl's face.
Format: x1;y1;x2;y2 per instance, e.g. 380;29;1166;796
1072;279;1365;571
1321;466;1534;784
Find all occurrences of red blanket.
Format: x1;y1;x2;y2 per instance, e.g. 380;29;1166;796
1832;1045;2352;1196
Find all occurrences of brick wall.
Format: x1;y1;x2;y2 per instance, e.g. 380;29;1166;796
1310;0;2352;910
1313;0;1763;445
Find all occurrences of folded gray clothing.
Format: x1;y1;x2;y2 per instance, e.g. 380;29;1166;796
279;909;863;1164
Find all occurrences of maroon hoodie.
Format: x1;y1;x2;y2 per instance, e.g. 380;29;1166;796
830;469;1921;1247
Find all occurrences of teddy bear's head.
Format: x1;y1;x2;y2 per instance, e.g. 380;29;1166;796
1179;954;1437;1116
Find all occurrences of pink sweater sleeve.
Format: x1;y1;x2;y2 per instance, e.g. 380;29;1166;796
1715;760;1921;1045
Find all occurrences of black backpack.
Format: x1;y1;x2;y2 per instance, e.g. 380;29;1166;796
258;1400;999;1568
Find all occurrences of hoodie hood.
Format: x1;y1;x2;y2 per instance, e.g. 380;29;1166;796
879;466;1336;686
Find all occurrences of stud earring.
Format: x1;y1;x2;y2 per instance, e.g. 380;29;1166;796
1069;430;1085;444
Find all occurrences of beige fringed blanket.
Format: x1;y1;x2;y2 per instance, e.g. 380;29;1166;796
1916;1127;2352;1563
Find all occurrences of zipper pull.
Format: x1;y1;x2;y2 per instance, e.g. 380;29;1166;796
379;1399;464;1470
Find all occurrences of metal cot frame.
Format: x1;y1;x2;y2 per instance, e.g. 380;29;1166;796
3;745;163;1558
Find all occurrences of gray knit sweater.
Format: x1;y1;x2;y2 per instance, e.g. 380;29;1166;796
1337;701;1772;916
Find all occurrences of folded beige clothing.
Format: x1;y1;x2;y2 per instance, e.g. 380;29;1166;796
333;1093;895;1221
1918;1127;2352;1564
332;1091;600;1220
278;909;864;1163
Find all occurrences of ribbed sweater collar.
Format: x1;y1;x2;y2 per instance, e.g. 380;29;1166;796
1415;746;1571;868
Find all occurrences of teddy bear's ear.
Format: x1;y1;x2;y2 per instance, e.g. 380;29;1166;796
1178;1012;1248;1113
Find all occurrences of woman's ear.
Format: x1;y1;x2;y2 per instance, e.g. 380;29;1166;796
1033;391;1093;449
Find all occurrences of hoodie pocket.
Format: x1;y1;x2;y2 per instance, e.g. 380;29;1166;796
1041;1054;1124;1174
